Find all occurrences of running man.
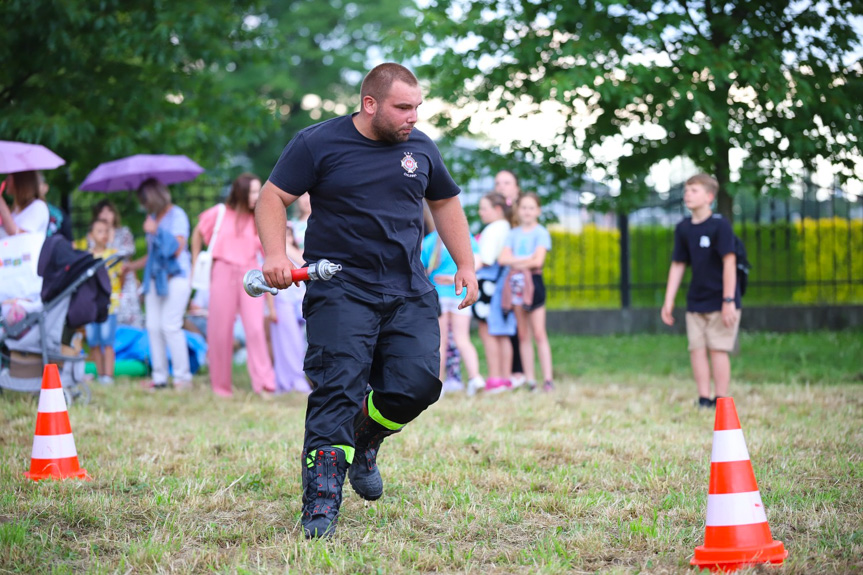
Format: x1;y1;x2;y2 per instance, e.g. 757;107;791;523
256;63;478;538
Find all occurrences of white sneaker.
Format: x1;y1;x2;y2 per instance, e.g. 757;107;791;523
510;374;526;389
466;376;486;397
98;375;114;386
442;378;465;393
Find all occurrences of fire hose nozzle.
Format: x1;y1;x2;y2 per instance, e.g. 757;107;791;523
243;269;279;297
243;259;342;297
306;259;342;281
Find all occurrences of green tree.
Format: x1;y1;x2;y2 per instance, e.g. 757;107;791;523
417;0;863;216
0;0;273;196
224;0;418;178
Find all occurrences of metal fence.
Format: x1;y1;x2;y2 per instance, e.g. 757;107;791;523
460;174;863;309
68;172;862;310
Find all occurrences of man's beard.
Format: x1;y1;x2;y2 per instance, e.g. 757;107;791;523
371;114;410;143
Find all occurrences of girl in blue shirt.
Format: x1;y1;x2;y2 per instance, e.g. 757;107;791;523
498;193;554;392
421;212;484;395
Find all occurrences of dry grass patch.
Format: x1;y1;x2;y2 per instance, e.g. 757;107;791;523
1;332;862;574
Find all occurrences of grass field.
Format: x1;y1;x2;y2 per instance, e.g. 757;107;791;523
1;331;861;574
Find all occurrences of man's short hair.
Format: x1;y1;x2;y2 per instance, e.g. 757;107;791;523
686;173;719;196
360;63;419;103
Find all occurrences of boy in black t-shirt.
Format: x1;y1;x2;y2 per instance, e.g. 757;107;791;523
661;174;741;408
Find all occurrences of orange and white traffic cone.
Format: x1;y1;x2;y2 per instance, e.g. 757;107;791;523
691;397;786;571
24;364;90;481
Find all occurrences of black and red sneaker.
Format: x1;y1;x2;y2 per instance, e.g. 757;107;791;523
348;397;401;501
301;446;349;538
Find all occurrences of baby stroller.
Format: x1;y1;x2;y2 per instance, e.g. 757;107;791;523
0;235;121;405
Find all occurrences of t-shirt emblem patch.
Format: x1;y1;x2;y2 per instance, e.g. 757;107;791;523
700;235;711;248
401;152;418;175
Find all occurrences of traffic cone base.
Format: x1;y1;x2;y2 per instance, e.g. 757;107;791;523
691;398;786;571
25;461;89;481
693;538;787;568
25;431;89;480
24;365;90;481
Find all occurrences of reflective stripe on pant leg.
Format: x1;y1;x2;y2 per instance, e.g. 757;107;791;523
367;391;406;430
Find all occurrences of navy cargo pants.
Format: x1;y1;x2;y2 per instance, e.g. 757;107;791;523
301;277;442;450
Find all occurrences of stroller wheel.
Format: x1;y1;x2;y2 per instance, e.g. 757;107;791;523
63;381;92;406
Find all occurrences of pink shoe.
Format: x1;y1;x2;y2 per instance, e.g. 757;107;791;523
485;377;512;394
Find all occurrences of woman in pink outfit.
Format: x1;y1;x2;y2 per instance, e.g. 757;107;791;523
191;174;276;397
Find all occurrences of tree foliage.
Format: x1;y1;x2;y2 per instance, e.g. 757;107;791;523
0;0;422;197
224;0;416;178
0;0;274;194
417;0;863;215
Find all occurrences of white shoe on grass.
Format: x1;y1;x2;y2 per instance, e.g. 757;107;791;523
466;376;485;397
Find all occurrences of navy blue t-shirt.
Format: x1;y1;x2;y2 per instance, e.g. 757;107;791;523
268;115;460;296
671;214;740;312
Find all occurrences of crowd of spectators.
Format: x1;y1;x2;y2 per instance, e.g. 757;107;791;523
1;167;557;397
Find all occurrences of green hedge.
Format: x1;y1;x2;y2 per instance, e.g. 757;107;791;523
629;226;675;307
97;206;861;309
544;220;861;309
546;225;619;308
793;218;863;304
626;223;804;307
737;222;804;305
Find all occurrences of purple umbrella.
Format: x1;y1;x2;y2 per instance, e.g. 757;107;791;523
79;154;205;192
0;141;66;174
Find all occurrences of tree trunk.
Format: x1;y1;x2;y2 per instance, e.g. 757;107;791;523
709;13;734;223
715;145;733;222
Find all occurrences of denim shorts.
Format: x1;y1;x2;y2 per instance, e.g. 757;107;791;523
86;314;118;348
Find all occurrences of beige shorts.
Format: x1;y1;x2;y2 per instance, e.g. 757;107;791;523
685;311;741;352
